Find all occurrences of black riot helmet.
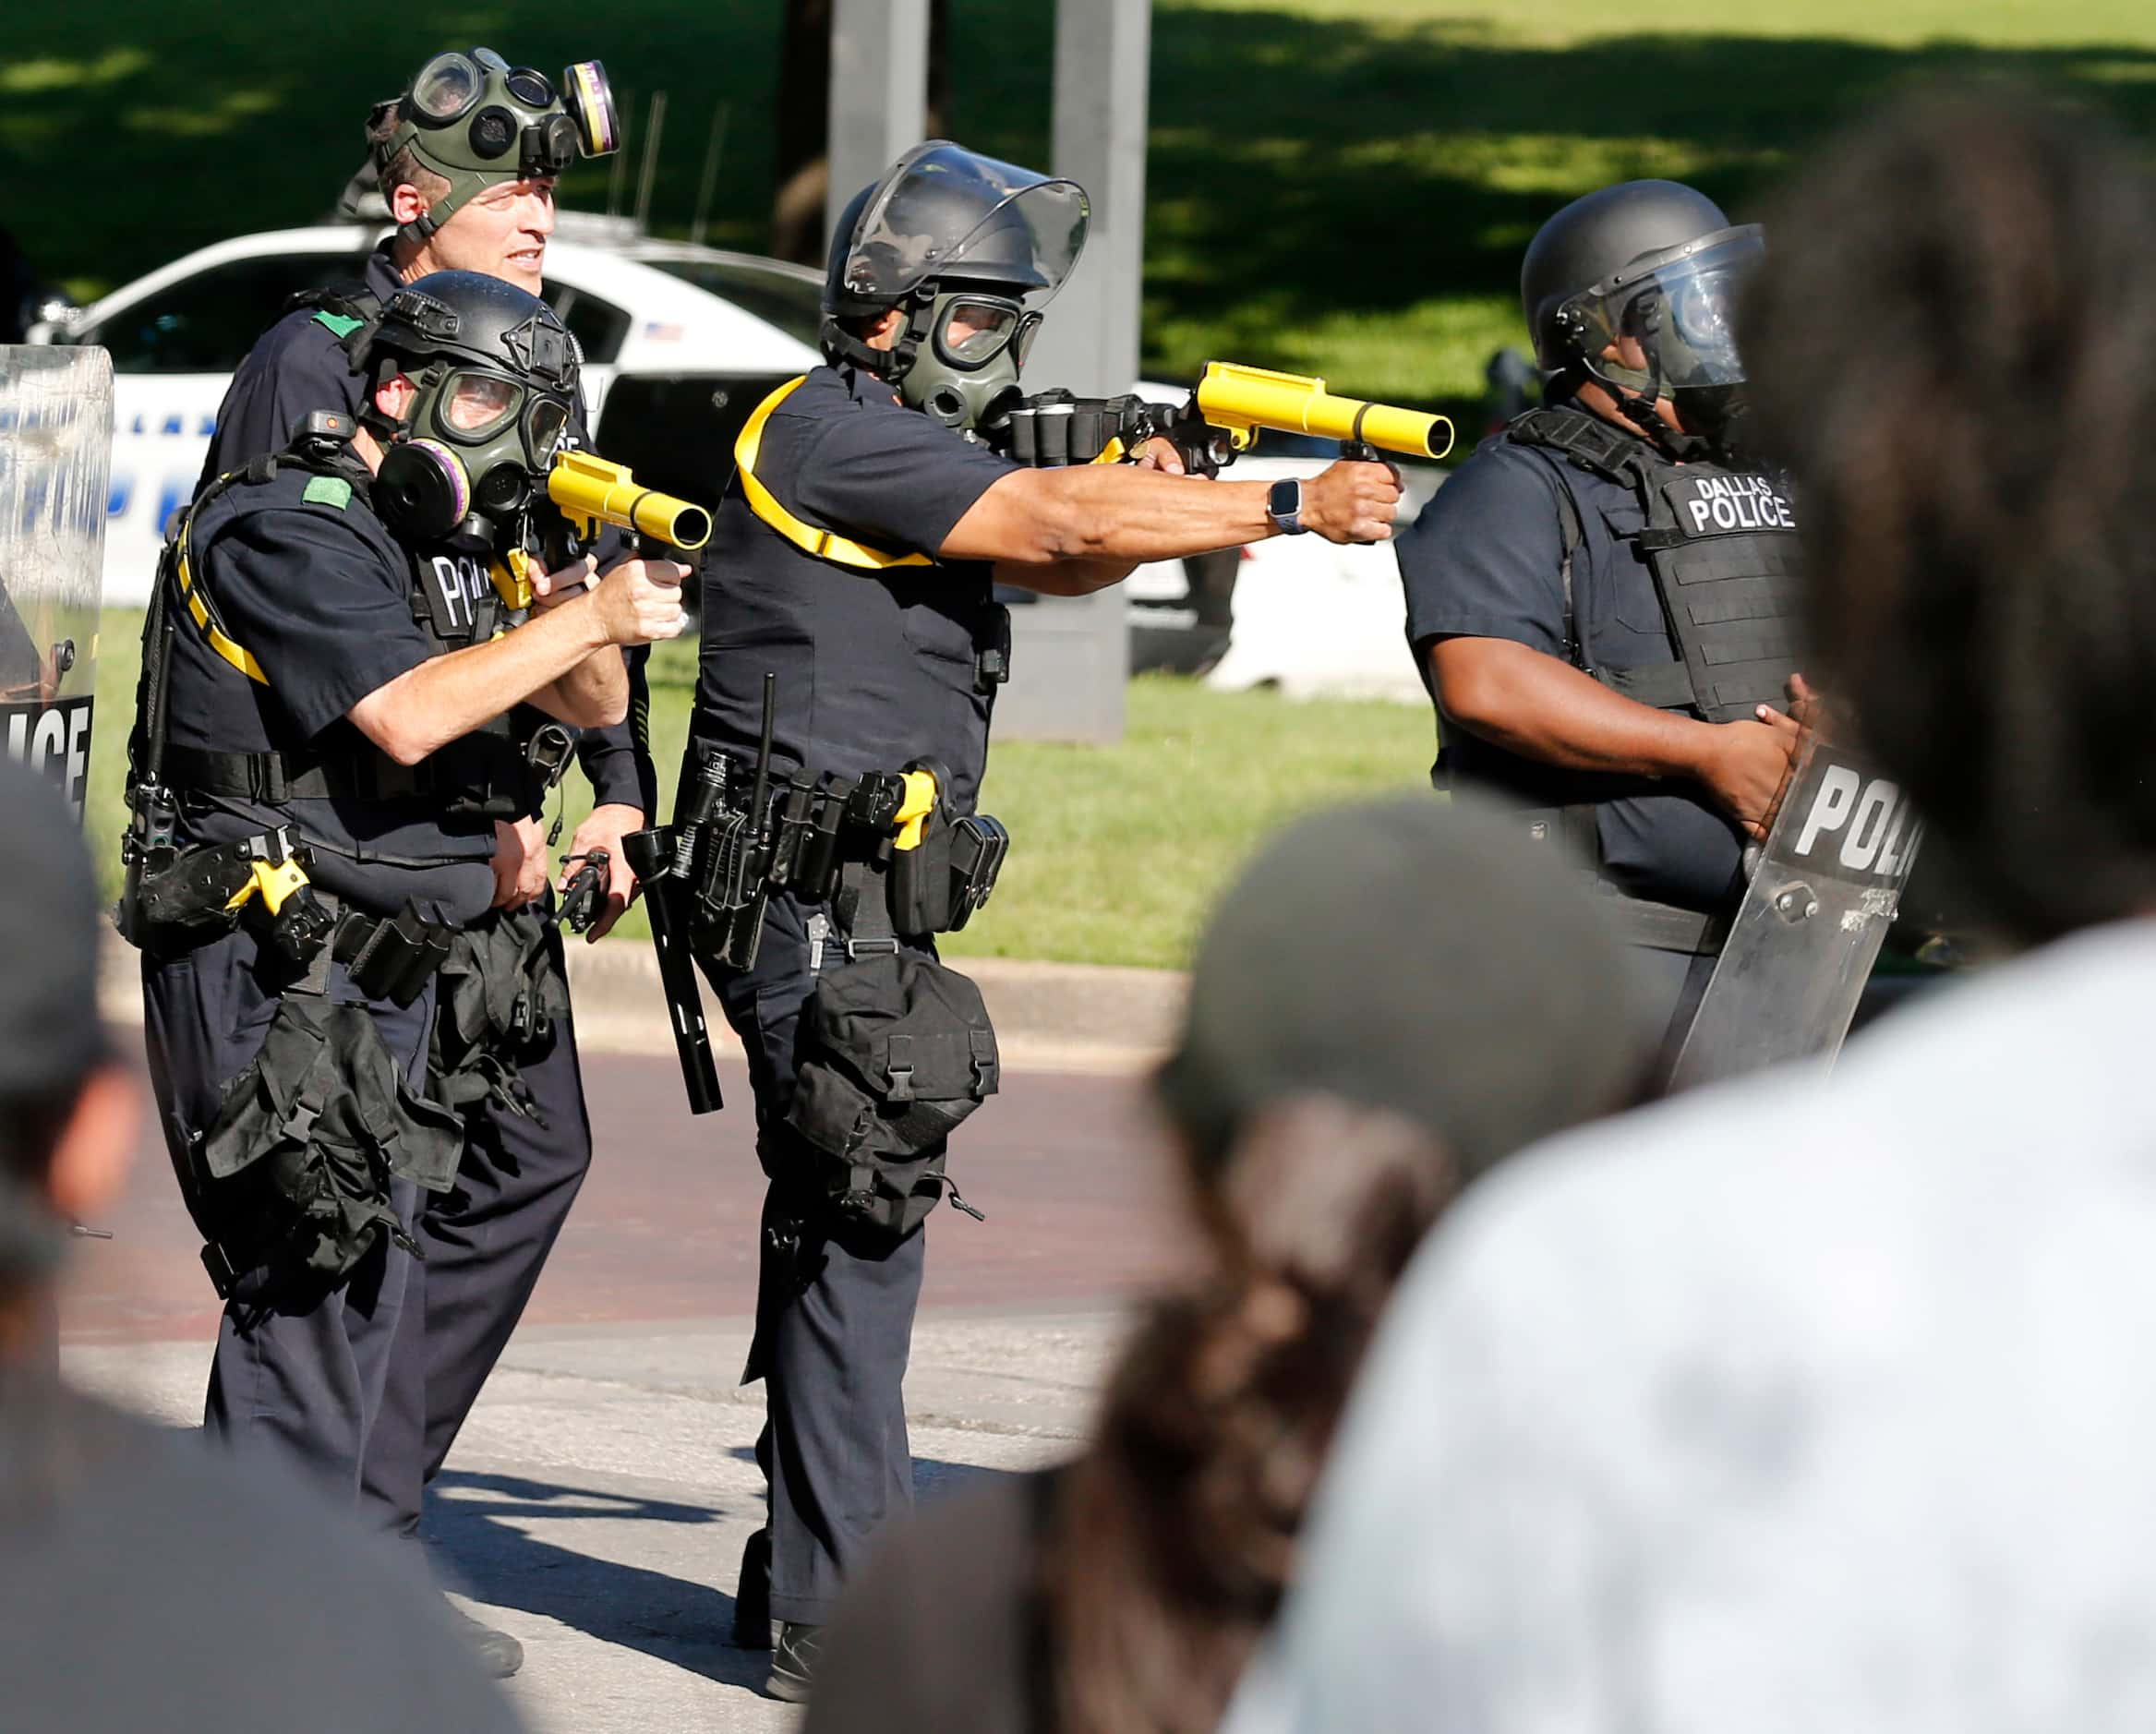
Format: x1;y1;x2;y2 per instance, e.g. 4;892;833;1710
353;271;583;549
820;140;1090;432
1521;180;1765;459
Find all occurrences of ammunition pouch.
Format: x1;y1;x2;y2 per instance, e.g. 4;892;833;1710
994;389;1223;477
187;909;464;1301
788;932;998;1242
429;903;573;1117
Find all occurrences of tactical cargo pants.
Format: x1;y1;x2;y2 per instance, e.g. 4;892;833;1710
702;890;927;1631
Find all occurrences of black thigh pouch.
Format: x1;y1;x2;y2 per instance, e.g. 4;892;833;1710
191;994;464;1299
786;951;1000;1241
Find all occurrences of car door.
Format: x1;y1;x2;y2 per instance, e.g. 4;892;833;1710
77;247;374;606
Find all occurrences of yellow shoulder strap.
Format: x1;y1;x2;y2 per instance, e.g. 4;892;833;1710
175;488;269;686
734;377;933;571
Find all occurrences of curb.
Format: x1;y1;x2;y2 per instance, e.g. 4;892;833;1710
98;930;1187;1077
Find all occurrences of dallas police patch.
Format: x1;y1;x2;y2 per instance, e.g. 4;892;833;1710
1662;472;1796;536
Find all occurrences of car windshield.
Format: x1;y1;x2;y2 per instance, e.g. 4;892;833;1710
643;257;825;346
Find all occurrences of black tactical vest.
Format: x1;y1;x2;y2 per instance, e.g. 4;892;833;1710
159;452;534;821
1507;406;1804;722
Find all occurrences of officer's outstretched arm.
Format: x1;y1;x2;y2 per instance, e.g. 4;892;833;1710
940;457;1403;583
1430;636;1803;840
349;559;686;766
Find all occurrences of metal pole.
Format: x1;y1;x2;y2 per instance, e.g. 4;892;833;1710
1028;0;1153;398
634;90;668;232
825;0;931;245
994;0;1153;744
691;103;731;247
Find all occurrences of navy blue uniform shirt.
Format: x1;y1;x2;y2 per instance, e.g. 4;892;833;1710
169;461;497;921
198;241;652;815
693;365;1016;811
1401;422;1745;912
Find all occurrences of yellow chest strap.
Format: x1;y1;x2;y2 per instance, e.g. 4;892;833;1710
734;377;932;571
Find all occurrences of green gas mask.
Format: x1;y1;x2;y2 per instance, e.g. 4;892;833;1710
365;274;584;554
371;48;620;245
897;285;1045;433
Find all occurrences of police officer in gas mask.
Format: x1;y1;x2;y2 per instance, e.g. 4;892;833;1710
194;51;649;1677
1399;180;1809;1056
126;272;684;1660
675;140;1400;1700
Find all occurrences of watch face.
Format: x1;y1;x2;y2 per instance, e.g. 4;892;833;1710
1268;478;1300;518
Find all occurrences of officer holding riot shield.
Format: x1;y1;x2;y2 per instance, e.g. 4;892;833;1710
125;274;683;1655
193;50;651;1676
1401;181;1809;1054
646;140;1402;1699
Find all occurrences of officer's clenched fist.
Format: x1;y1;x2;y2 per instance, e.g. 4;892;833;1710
590;557;692;645
1300;460;1405;544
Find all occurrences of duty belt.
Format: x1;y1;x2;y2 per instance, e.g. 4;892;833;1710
643;740;1009;974
1518;803;1731;957
161;725;568;808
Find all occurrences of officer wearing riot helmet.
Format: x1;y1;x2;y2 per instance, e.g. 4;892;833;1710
194;51;652;1673
1401;180;1807;1051
127;272;682;1647
676;140;1400;1699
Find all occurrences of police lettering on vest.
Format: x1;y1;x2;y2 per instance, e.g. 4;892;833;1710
1509;406;1806;725
1666;472;1797;536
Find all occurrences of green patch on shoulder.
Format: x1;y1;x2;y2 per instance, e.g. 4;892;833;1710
310;309;365;340
301;475;352;511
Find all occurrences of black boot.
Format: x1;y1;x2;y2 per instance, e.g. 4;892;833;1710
765;1620;824;1703
729;1527;773;1649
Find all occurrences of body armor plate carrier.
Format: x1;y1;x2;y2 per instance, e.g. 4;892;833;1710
1507;406;1803;723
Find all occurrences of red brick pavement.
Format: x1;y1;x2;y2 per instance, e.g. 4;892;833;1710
62;1043;1186;1345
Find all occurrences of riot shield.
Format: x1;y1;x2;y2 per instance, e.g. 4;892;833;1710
1668;739;1921;1090
0;345;112;822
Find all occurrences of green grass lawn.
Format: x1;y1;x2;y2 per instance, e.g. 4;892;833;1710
11;2;2156;428
89;616;1430;969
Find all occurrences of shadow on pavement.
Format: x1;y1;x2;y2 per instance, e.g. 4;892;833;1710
426;1469;765;1689
426;1459;1031;1688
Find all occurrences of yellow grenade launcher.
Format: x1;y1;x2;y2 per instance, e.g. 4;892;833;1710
1192;362;1454;463
547;449;715;550
496;451;716;611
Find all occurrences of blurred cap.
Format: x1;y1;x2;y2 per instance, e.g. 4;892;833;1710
1156;794;1647;1179
0;759;105;1099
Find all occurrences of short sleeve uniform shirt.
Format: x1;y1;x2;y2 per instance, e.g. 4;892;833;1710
1399;425;1745;912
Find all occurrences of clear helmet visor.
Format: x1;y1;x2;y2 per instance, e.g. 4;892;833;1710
1563;225;1765;391
842;141;1090;306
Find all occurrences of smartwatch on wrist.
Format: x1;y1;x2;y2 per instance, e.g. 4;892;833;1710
1266;477;1309;536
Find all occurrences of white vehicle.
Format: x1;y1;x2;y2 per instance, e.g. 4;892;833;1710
42;218;1440;701
38;213;824;605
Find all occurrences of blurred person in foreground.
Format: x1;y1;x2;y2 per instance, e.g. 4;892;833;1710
1230;91;2156;1734
800;795;1650;1731
0;759;520;1733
